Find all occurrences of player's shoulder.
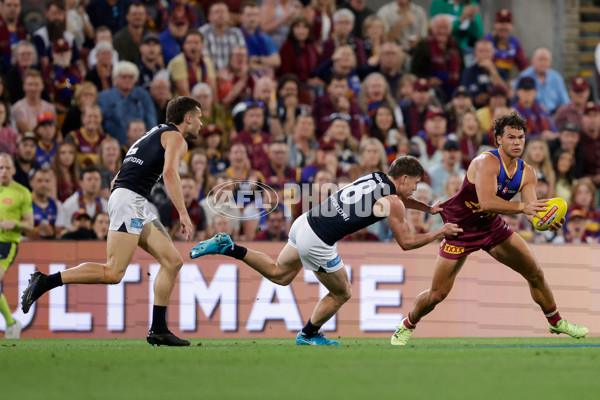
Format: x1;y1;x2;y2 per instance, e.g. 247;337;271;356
10;181;30;195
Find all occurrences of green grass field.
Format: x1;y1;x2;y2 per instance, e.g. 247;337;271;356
2;337;599;400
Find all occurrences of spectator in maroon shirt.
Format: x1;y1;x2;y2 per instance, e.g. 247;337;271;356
320;8;366;66
278;17;320;91
579;101;600;186
553;77;591;133
231;103;271;171
0;0;26;73
312;73;362;139
400;78;436;138
253;206;288;241
261;141;300;187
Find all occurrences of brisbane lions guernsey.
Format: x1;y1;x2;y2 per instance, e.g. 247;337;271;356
307;172;396;245
441;149;526;232
113;124;178;201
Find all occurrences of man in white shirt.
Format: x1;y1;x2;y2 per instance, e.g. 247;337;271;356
61;166;108;230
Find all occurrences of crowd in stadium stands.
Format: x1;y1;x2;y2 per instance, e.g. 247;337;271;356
2;0;600;245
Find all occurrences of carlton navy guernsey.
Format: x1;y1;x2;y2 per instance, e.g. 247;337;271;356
307;172;396;245
113;124;177;200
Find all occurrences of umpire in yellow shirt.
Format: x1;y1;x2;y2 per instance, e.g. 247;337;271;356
0;153;33;338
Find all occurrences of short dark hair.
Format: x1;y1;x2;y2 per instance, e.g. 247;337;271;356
330;73;348;84
166;96;202;125
240;0;258;13
388;156;425;179
80;166;101;180
46;0;65;11
493;112;526;146
266;206;284;220
276;74;300;94
184;30;204;43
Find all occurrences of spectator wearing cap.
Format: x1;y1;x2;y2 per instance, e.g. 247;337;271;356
12;69;56;134
445;85;475;134
287;114;316;169
65;104;109;167
159;5;190;65
149;71;172;125
192;82;235;145
312;73;362;139
97;61;156;145
85;41;114;92
475;84;514;134
429;0;483;60
61;166;108;230
484;8;529;78
112;2;146;64
376;0;427;51
411;14;463;102
137;31;164;90
231;103;272;171
512;76;556;139
199;2;246;72
411;108;448;170
460;38;508;108
357;41;404;100
515;48;569;114
301;136;345;184
5;40;39;104
427;138;465;199
201;124;228;175
43;38;82;111
34;111;58;167
60;210;97;240
553;77;591;132
87;26;120;69
13;131;41;190
548;122;585;179
0;0;27;74
579;101;600;183
168;31;218;98
86;0;128;34
239;1;281;77
320;8;366;67
400;78;438;138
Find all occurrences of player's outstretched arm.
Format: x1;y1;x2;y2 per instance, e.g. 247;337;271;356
401;197;443;215
380;196;462;251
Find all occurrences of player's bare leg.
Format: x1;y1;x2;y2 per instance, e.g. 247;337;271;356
487;232;588;338
392;256;467;345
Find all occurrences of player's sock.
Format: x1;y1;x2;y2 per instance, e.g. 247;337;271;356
223;243;247;260
543;305;562;327
403;312;420;330
0;293;16;325
151;305;168;334
32;272;63;299
301;319;320;338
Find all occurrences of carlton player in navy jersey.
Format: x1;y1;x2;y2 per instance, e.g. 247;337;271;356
22;97;203;346
391;113;588;346
191;156;462;345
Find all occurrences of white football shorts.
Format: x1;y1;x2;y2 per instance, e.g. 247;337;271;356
108;188;158;235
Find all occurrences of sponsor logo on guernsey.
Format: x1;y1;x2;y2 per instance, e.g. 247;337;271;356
130;218;143;229
443;243;464;255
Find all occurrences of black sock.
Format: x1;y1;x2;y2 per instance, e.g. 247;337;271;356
33;272;63;299
223;243;247;260
301;319;320;338
151;305;168;334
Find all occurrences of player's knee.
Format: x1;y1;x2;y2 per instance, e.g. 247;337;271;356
428;289;448;306
103;266;124;285
339;285;352;303
526;267;545;286
165;253;184;271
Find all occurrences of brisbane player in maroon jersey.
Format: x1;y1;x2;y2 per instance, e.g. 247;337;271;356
392;113;589;345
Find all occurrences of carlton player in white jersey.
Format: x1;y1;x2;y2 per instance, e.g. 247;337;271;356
22;97;203;346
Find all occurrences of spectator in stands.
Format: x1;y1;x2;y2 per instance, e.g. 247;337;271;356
301;136;344;183
259;0;302;50
568;178;600;234
12;132;39;190
87;26;119;68
460;38;508;108
362;15;385;61
261;141;299;187
287;114;316;169
137;31;163;90
12;69;56;134
199;2;246;72
27;167;65;240
254;206;287;241
50;140;79;202
62;166;107;228
428;172;464;232
324;116;358;172
66;104;109;167
200;126;227;175
347;137;387;181
0;102;18;157
97;61;156;145
113;2;146;64
400;77;434;138
303;0;335;49
66;0;94;49
232;103;271;171
224;142;265;188
548;122;585;179
430;0;482;60
377;0;427;51
85;41;114;92
579;102;600;186
149;71;172;125
232;76;282;138
278;17;319;87
475;84;512;134
562;209;595;244
5;40;38;104
358;72;403;128
358;41;404;100
200;173;241;238
62;81;97;136
159;6;189;65
121;119;145;156
523;138;557;198
187;148;213;202
240;0;281;76
553;77;590;132
428;139;464;199
0;0;27;74
33;0;85;77
553;149;576;201
313;73;362;139
61;210;97;239
456;110;486;169
172;0;204;29
320;8;366;66
86;0;128;34
192;82;234;144
34;111;58;168
368;104;407;162
314;45;360;96
217;45;254;106
159;173;206;241
412;14;462;102
411;108;447;171
92;211;109;240
484;9;529;79
43;38;82;112
274;74;302;137
343;0;374;40
445;85;475;134
512;77;556;139
168;31;217;97
97;137;121;199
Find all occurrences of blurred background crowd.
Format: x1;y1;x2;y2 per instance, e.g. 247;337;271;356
1;0;599;244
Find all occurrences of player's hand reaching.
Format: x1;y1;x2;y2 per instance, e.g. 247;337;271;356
180;214;194;241
441;223;463;238
429;201;443;215
523;200;549;218
548;217;565;232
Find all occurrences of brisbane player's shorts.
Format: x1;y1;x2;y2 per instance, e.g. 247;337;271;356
438;215;514;260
